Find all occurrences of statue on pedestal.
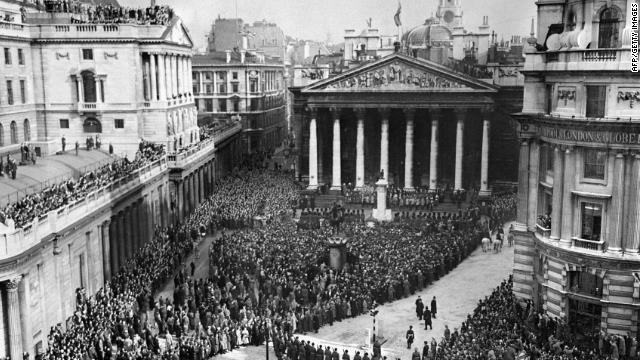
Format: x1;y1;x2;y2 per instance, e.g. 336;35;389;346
329;201;344;235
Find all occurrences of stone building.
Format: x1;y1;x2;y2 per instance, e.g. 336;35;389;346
513;0;640;338
0;2;244;358
192;50;287;154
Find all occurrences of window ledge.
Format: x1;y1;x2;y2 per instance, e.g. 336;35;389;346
571;190;611;199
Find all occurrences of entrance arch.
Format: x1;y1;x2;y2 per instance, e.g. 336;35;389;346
83;118;102;133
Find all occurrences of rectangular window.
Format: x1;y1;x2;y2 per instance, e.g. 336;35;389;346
82;49;93;60
568;271;603;297
250;78;259;93
19;80;25;104
232;72;238;80
218;83;227;94
581;202;602;241
59;119;69;128
585;85;606;118
205;84;213;94
232;83;239;93
584;149;606;180
114;119;124;129
17;49;24;65
78;253;85;289
218;99;227;112
233;99;239;112
6;80;13;105
205;99;213;112
251;98;260;111
4;48;10;65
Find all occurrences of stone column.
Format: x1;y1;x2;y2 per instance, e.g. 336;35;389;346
17;276;29;359
7;277;23;360
516;141;530;226
199;168;205;204
380;110;390;180
550;147;564;242
102;220;111;282
144;59;151;101
404;109;415;190
128;206;137;256
109;218;119;276
177;180;185;221
608;153;625;253
355;109;365;189
117;212;126;266
189;175;196;212
150;53;157;101
0;285;5;359
199;72;205;95
628;154;640;253
170;54;176;98
330;109;342;191
429;111;440;192
454;110;465;190
77;76;84;103
157;53;166;101
95;75;103;104
479;116;491;196
527;140;540;232
176;55;181;96
560;147;575;247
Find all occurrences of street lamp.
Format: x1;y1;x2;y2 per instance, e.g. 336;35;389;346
369;302;379;342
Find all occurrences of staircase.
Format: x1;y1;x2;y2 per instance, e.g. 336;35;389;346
314;193;346;208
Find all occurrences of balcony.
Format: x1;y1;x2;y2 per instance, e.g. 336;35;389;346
535;224;551;240
0;158;167;260
0;21;28;38
525;48;632;73
166;123;241;168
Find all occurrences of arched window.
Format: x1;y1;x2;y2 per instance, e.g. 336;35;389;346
81;70;97;103
10;121;18;144
599;7;620;48
23;119;30;141
83;117;102;133
0;124;4;147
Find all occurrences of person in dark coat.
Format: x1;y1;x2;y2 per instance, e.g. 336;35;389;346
422;341;429;359
415;296;424;320
331;348;340;360
431;296;437;319
406;325;415;349
424;307;432;330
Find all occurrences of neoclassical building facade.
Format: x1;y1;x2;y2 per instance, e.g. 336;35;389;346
513;0;640;338
292;52;513;193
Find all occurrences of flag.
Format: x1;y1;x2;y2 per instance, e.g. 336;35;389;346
394;2;402;27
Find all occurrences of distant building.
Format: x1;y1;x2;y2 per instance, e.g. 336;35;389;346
193;50;287;154
207;17;285;60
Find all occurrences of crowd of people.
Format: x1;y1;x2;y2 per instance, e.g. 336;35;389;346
40;0;174;26
1;141;164;228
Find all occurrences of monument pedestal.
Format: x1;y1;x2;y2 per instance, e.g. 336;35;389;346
372;179;393;222
327;235;348;271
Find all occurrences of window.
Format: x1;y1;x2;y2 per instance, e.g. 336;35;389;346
0;124;4;146
83;118;102;133
82;49;93;60
78;253;85;288
114;119;124;129
17;49;24;65
251;98;260;111
204;99;213;112
218;83;227;94
232;83;239;93
10;121;17;144
599;7;620;48
23;119;30;141
218;99;227;112
585;85;606;118
250;78;259;93
59;119;69;128
19;80;25;104
581;202;602;241
568;271;603;297
3;48;10;65
233;99;240;112
6;80;13;105
232;72;238;80
81;71;96;103
583;149;606;180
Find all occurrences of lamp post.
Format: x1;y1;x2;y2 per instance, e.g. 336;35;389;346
369;302;379;343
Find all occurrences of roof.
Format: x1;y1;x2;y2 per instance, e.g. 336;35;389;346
403;18;452;47
193;51;283;66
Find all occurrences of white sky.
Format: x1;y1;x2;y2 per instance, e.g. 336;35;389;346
119;0;537;49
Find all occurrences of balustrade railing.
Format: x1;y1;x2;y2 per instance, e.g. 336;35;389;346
535;224;551;239
571;237;605;252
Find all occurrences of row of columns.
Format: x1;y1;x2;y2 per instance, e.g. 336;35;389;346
108;197;158;276
174;159;216;223
74;74;105;103
142;52;193;102
519;141;640;254
308;107;491;193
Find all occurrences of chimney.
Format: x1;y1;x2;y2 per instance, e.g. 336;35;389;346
225;50;231;63
240;50;246;64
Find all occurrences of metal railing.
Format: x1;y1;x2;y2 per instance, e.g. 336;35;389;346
571;237;605;252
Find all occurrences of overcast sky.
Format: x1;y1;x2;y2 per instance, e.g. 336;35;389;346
120;0;537;50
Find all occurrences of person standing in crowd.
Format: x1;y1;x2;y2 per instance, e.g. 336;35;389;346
406;325;415;349
109;143;113;155
75;140;79;156
431;296;437;319
422;341;429;360
412;348;421;360
61;135;66;152
424;306;432;330
415;296;424;320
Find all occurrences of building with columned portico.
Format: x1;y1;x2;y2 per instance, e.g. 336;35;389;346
512;0;640;339
292;52;504;195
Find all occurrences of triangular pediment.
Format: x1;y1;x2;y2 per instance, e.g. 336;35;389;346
302;53;497;93
163;18;193;47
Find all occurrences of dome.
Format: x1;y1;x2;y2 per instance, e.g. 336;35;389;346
402;18;453;48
